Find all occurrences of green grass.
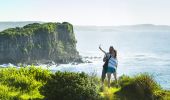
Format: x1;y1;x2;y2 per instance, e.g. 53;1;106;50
100;73;170;100
0;22;73;37
100;87;120;100
0;66;169;100
0;66;51;100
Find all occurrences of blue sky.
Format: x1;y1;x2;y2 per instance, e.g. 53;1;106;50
0;0;170;25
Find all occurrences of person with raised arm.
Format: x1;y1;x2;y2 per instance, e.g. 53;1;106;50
99;45;118;88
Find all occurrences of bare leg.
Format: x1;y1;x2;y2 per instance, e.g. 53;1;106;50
101;79;104;87
113;72;118;87
107;72;111;88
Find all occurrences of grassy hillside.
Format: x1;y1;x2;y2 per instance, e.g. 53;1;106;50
0;22;73;36
100;74;170;100
0;66;51;99
0;66;169;100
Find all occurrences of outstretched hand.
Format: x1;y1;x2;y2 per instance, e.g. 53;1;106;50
99;46;101;50
99;44;102;50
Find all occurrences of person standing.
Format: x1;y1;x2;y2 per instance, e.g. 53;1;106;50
99;45;118;88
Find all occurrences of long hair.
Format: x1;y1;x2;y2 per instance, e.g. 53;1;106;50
110;46;117;58
114;49;117;59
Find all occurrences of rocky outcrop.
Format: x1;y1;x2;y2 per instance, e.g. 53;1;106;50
0;22;82;64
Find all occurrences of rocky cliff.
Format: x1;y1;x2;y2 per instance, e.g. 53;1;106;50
0;22;81;64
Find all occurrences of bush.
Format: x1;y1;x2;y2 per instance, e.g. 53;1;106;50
116;73;162;100
40;71;100;100
0;66;51;99
0;84;16;100
1;67;169;100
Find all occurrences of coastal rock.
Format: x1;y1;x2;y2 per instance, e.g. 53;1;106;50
0;22;82;64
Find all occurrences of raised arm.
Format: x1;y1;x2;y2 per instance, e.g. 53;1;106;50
99;46;106;54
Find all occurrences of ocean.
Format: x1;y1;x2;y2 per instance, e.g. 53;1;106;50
48;26;170;90
1;25;170;90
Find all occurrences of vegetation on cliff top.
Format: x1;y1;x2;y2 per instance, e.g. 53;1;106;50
0;22;73;37
0;66;169;100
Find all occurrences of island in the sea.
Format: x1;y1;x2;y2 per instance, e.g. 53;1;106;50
0;22;82;64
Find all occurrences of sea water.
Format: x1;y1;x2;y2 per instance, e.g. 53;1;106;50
1;26;170;90
50;26;170;90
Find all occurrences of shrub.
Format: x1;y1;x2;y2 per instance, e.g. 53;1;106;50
0;66;51;100
0;84;15;100
116;73;162;100
111;75;132;87
40;71;100;100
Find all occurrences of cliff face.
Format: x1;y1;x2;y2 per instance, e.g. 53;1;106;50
0;22;81;64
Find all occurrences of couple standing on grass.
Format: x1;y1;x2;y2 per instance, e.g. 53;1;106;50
99;45;118;88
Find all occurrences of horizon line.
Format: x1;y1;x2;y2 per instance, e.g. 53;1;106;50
0;21;170;27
